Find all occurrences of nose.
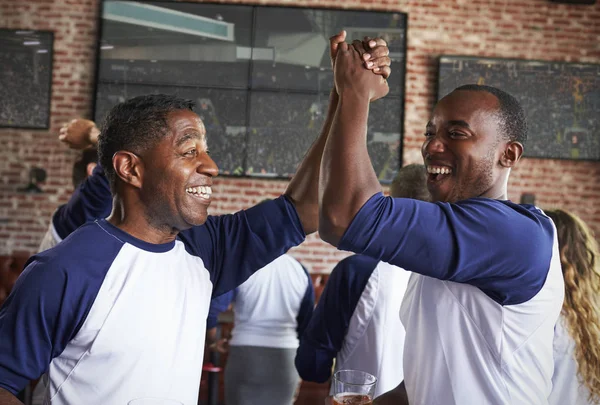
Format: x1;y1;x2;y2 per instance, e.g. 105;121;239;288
422;133;446;158
199;152;219;178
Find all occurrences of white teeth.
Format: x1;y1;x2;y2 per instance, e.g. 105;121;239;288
427;166;452;175
186;186;212;198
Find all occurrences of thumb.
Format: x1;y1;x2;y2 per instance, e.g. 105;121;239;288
329;30;347;59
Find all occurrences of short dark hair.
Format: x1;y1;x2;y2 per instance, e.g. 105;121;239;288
72;148;98;188
98;94;195;189
454;84;527;144
390;163;430;201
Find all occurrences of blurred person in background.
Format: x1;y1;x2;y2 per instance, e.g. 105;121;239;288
212;252;314;405
545;209;600;405
296;164;430;400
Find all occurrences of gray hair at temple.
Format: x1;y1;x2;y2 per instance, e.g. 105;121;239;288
390;164;431;202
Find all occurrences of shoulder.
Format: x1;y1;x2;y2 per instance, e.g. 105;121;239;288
31;220;126;279
327;255;380;294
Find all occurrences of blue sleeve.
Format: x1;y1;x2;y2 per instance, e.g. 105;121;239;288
295;255;377;383
207;291;234;329
52;164;112;239
338;193;555;305
296;264;315;339
0;261;92;395
179;196;306;297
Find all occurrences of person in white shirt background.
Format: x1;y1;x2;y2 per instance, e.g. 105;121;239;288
545;209;600;405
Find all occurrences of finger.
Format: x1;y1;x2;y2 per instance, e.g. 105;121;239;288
369;55;391;70
329;30;347;58
376;66;392;80
365;45;390;61
368;37;388;49
338;41;349;52
351;39;367;55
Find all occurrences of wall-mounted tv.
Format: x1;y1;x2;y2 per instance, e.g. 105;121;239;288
94;1;407;182
438;55;600;161
0;29;53;129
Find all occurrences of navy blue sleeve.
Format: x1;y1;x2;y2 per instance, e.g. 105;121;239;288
0;261;95;394
207;291;234;329
296;264;315;339
179;196;306;297
338;193;555;305
52;164;112;239
295;255;377;383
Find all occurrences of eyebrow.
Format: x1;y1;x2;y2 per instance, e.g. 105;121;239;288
175;131;203;147
447;120;470;128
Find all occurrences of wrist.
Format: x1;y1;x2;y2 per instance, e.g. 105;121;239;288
337;87;370;105
88;126;100;146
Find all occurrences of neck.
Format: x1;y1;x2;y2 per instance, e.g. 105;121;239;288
480;172;510;201
107;195;178;244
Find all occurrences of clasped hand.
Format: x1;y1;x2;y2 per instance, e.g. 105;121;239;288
330;32;391;102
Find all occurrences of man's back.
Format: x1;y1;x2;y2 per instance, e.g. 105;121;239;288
296;255;410;398
333;259;410;397
230;254;313;349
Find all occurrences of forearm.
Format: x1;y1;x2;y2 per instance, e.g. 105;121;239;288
373;381;408;405
0;388;24;405
319;91;381;246
284;89;339;235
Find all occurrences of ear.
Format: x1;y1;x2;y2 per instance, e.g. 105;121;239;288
500;141;523;168
112;151;143;189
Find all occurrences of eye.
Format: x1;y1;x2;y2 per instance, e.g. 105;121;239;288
449;131;466;138
205;149;211;156
424;131;434;138
184;149;197;157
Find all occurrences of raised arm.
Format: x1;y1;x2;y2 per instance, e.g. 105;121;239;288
285;33;391;235
50;118;111;242
319;40;390;245
51;164;111;240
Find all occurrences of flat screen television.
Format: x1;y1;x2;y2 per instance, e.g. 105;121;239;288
94;1;407;181
438;55;600;161
0;29;53;129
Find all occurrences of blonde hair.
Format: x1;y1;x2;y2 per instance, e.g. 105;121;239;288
545;209;600;403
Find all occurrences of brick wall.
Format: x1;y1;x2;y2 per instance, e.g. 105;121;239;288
1;0;599;272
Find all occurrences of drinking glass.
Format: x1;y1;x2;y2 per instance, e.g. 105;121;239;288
128;398;183;405
332;369;377;405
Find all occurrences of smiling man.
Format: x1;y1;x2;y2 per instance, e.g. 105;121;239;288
0;32;392;405
318;43;564;404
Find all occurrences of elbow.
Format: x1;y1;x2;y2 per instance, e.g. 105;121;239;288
318;210;348;247
294;346;332;384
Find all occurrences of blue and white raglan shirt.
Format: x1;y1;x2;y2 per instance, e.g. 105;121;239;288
338;193;564;405
296;254;410;398
221;254;314;349
0;195;305;404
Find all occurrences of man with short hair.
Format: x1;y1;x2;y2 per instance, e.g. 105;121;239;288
295;164;429;399
0;34;391;405
318;41;563;404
